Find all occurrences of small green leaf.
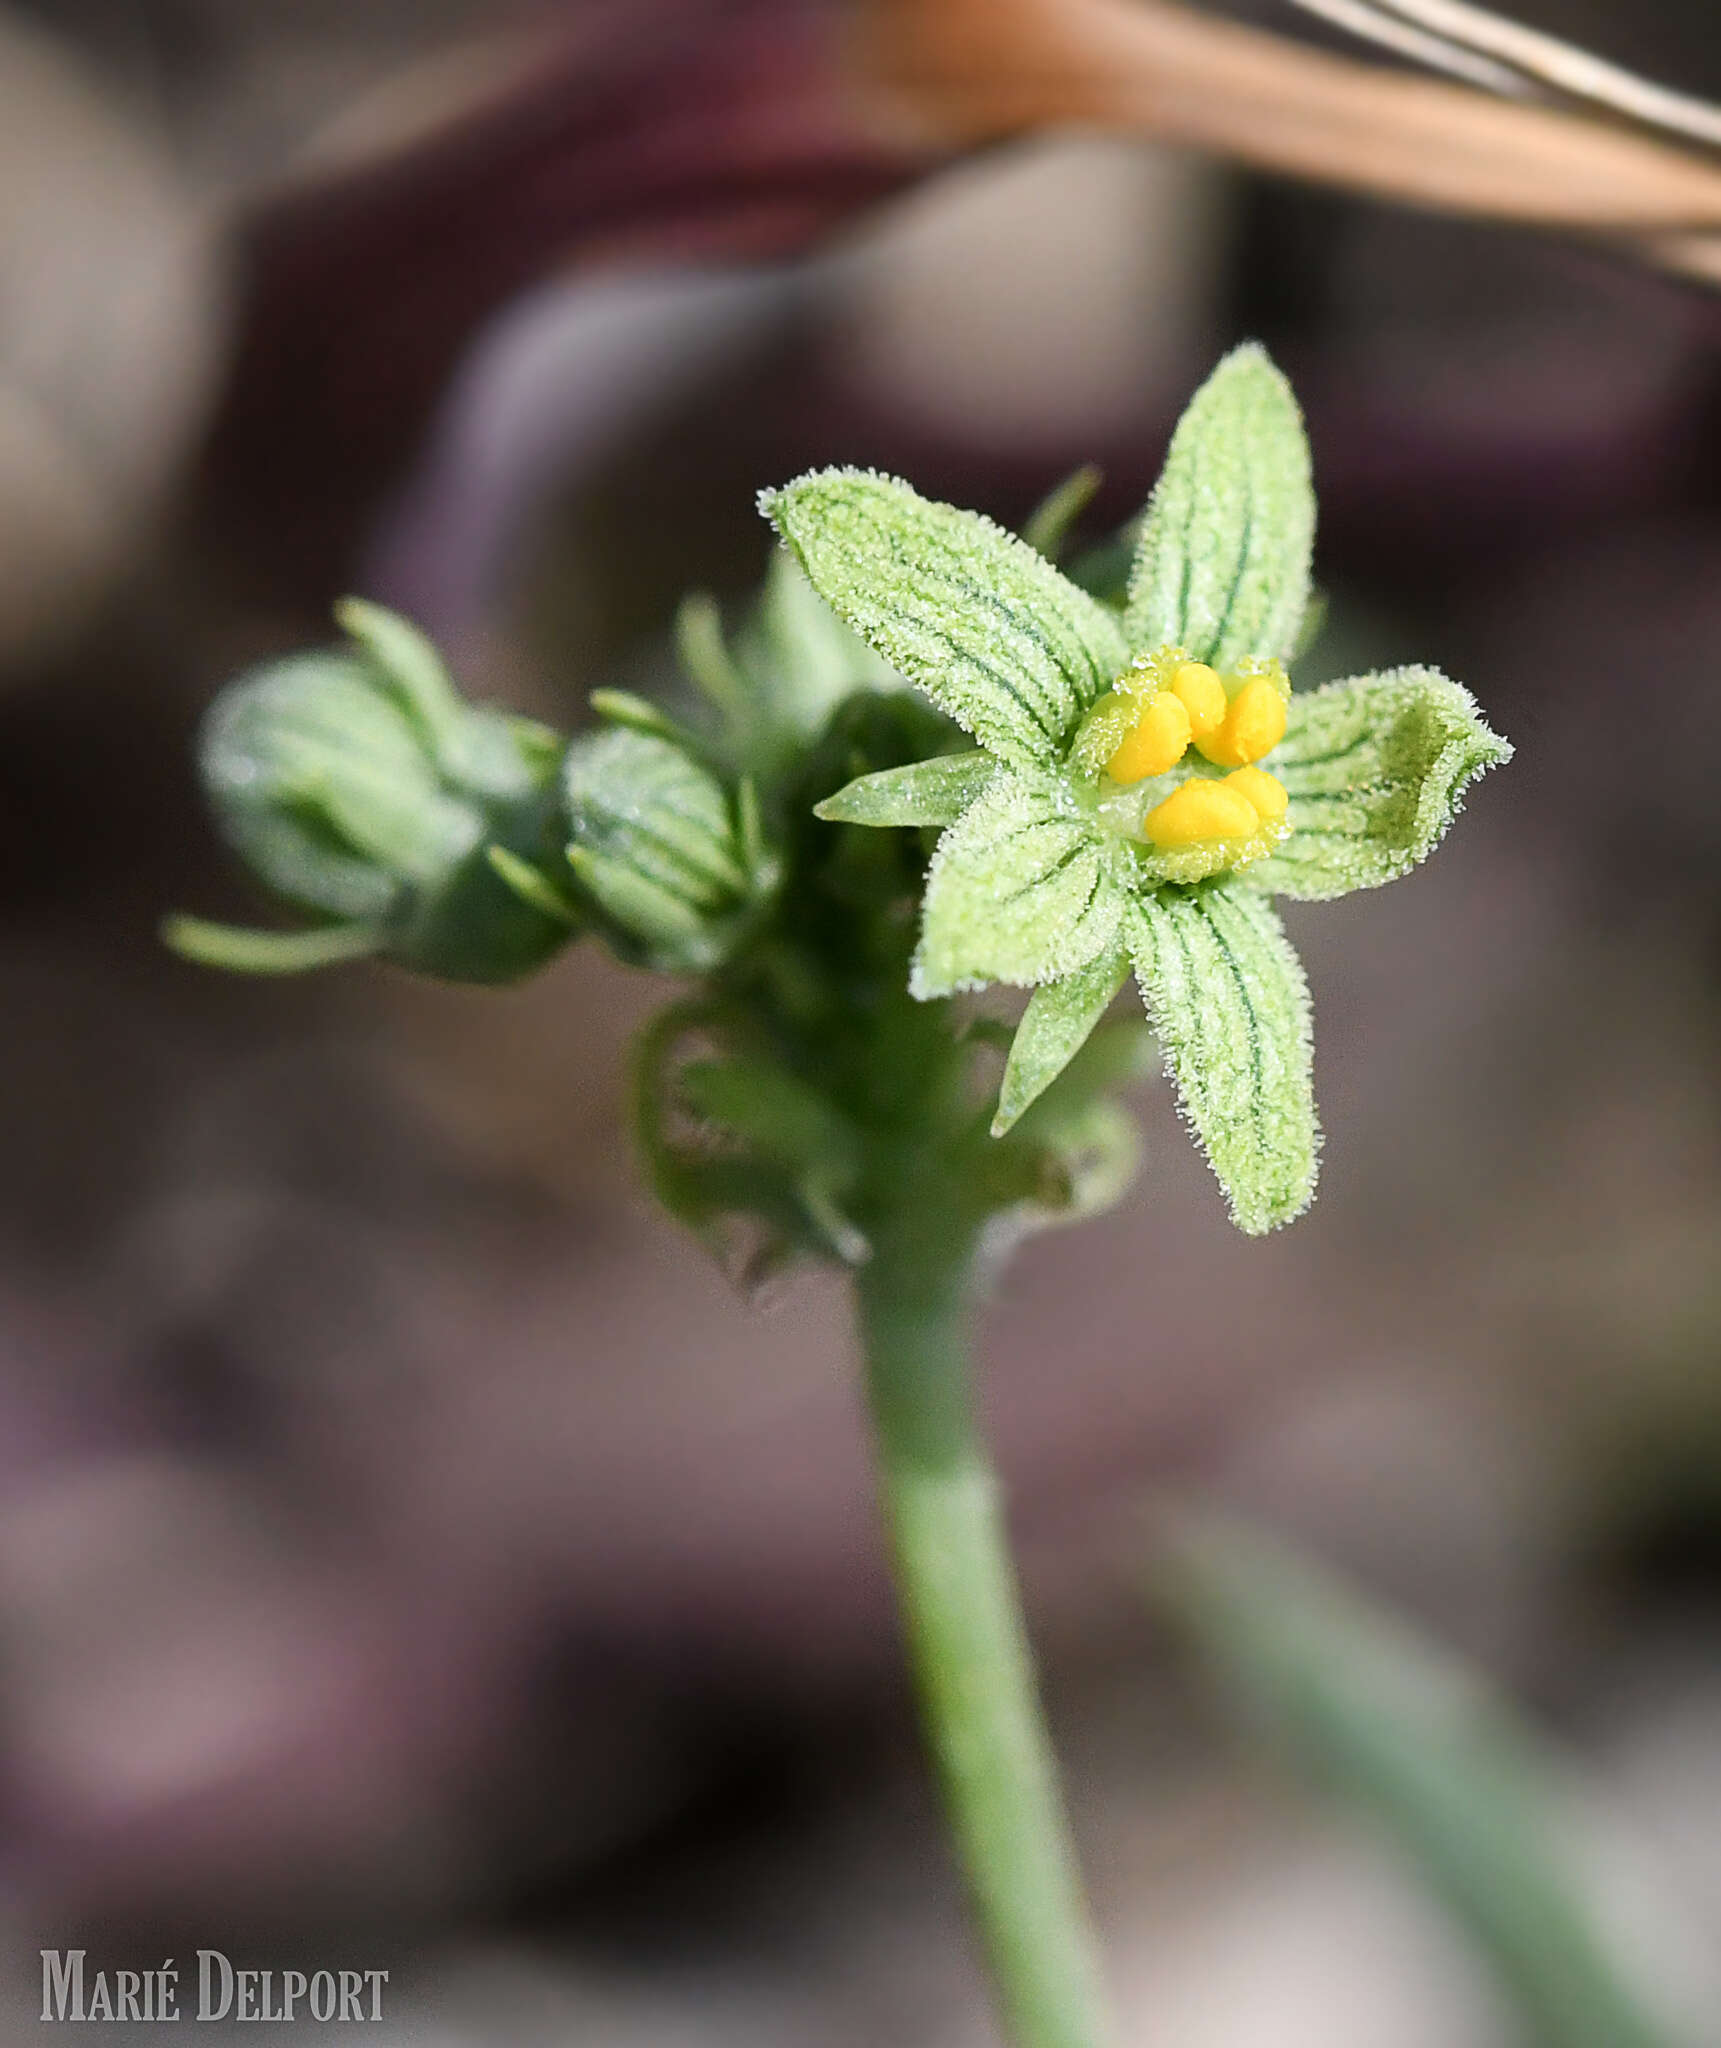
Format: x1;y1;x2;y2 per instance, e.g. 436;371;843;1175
1128;884;1317;1234
762;469;1128;771
912;772;1125;998
1126;344;1315;669
1161;1513;1689;2048
1021;464;1102;561
993;942;1131;1135
563;728;747;907
1253;667;1513;901
814;751;997;828
161;915;378;975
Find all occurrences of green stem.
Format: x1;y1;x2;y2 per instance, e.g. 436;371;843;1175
856;1221;1113;2048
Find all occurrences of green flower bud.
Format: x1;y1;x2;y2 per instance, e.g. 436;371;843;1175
563;724;770;974
170;599;577;983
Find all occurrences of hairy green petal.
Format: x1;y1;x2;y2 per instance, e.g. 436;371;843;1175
1253;667;1513;901
762;469;1128;771
815;750;997;828
1129;885;1317;1234
1126;345;1315;669
993;942;1132;1136
913;772;1125;999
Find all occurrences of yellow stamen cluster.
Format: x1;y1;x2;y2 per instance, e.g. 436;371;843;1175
1106;689;1190;782
1143;766;1287;849
1088;654;1289;860
1106;660;1286;786
1192;674;1288;770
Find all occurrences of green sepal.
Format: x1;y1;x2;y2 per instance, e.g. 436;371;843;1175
674;555;902;785
992;941;1131;1136
334;598;544;804
735;776;768;879
674;591;749;719
1128;884;1318;1234
567;847;729;974
1126;344;1314;669
1021;463;1102;561
762;468;1128;772
390;828;579;983
160;915;379;976
332;596;465;758
735;548;901;742
485;845;581;925
814;750;997;828
1252;667;1513;901
912;772;1125;999
588;688;690;744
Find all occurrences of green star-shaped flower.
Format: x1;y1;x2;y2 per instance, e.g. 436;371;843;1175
761;345;1512;1235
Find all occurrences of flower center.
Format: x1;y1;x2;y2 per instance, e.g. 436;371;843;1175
1070;647;1293;881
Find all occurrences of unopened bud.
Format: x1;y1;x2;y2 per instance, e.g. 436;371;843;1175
563;727;770;973
178;600;577;982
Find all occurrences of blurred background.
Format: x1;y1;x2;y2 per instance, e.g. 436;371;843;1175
0;0;1718;2040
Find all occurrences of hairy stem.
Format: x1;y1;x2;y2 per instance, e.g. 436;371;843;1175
856;1220;1112;2048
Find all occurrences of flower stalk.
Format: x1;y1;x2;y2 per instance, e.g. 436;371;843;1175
858;1211;1112;2048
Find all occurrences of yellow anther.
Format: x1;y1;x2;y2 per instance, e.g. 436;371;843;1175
1168;661;1226;739
1142;777;1260;848
1223;765;1288;821
1197;675;1288;768
1106;690;1191;784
